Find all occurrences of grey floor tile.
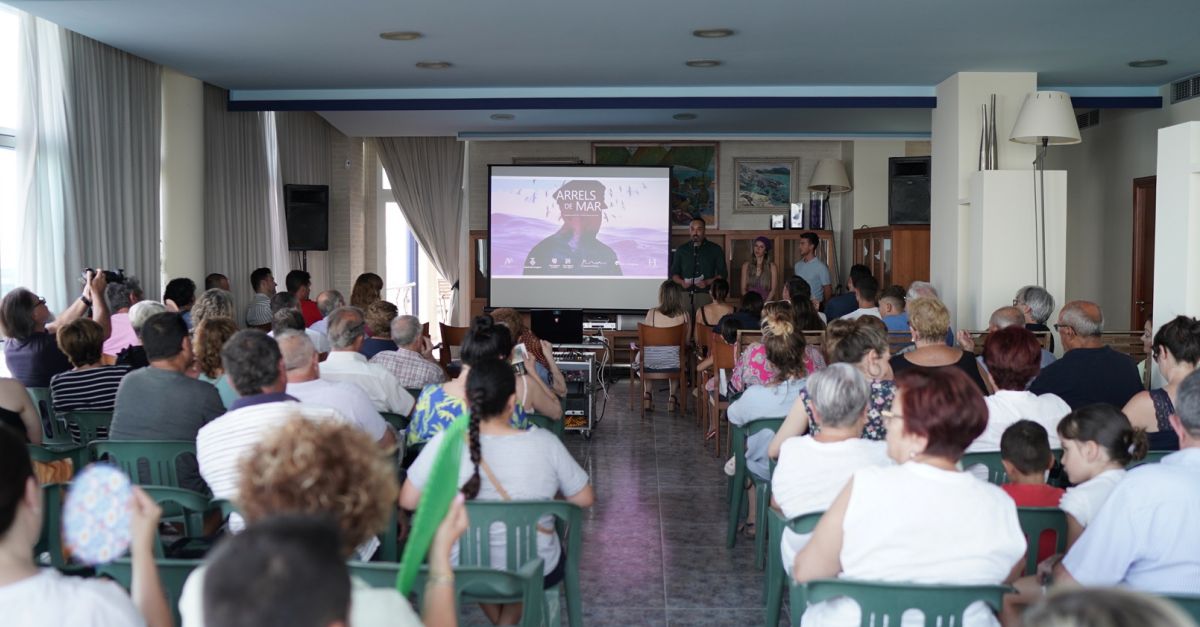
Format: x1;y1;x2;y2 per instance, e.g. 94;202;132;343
583;607;669;626
667;608;776;625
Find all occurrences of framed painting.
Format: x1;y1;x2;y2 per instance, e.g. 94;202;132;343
592;142;718;229
733;157;799;213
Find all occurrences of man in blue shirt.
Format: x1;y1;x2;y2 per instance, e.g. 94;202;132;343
792;232;832;306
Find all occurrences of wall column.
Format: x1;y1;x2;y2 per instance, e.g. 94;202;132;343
160;68;206;289
1153;122;1200;324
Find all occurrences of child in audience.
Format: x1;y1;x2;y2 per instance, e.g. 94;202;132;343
999;420;1064;563
1057;404;1148;548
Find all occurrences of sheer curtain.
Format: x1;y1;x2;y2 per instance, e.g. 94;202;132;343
373;137;465;317
17;14;161;309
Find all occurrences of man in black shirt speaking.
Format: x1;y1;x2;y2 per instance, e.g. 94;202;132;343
523;180;622;276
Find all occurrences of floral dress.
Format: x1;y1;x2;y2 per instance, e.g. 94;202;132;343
802;378;894;441
406;384;531;446
727;343;827;393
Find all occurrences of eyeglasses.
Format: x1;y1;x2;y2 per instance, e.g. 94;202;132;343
35;297;46;307
1053;323;1072;332
880;409;903;423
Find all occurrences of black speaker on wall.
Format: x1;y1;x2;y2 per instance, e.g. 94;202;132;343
284;184;330;251
888;156;931;225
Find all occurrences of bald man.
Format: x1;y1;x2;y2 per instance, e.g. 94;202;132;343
1029;301;1143;409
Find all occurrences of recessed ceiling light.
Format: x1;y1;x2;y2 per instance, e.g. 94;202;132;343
1128;59;1168;68
379;31;423;41
672;113;698;121
686;59;722;68
490;113;515;121
415;61;452;70
692;28;734;38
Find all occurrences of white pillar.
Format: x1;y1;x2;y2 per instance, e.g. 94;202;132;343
1153;122;1200;323
930;72;1037;329
160;68;205;289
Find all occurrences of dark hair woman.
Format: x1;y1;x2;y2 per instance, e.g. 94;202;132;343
1124;315;1200;450
0;270;111;388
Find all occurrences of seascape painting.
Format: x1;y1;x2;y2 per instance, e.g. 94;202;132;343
734;158;799;213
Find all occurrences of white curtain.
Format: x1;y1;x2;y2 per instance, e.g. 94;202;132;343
16;14;162;310
373;137;465;317
277;111;335;293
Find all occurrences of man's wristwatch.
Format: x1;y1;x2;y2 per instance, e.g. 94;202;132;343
80;296;92;307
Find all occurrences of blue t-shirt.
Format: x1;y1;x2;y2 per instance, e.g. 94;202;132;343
793;258;831;299
824;292;858;320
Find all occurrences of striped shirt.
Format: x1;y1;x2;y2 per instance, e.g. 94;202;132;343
50;365;131;413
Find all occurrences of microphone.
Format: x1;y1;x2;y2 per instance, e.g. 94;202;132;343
692;239;700;248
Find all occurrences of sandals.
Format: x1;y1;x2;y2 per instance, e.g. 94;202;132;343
668;394;680;412
643;392;654;411
738;522;756;539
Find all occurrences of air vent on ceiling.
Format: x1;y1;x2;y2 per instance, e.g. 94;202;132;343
1076;109;1100;130
1171;73;1200;103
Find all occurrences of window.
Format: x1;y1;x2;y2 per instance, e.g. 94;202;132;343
380;164;444;337
0;8;19;295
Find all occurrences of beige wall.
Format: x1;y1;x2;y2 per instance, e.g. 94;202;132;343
159;68;205;291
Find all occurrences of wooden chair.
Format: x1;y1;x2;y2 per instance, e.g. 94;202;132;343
734;329;762;366
887;332;914;354
801;330;825;346
1104;331;1148;364
693;324;714;427
438;323;469;370
701;333;736;456
632;323;688;419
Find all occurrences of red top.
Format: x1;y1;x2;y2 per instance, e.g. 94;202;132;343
1002;483;1065;564
300;299;323;327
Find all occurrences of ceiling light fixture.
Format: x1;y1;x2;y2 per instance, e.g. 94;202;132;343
490;113;515;121
692;28;734;38
379;31;423;41
672;113;698;121
1128;59;1168;68
415;61;452;69
685;59;722;68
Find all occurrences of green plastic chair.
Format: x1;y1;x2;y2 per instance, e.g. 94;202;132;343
461;500;583;627
1131;450;1172;468
210;497;239;520
349;560;547;627
33;483;69;569
140;486;214;558
1165;594;1200;624
27;442;90;477
406;387;426;401
791;578;1011;626
726;416;784;562
765;508;824;627
27;387;71;445
1016;507;1067;576
98;558;202;627
962;450;1063;485
527;412;565;440
60;410;113;446
381;411;411;432
89;440;197;487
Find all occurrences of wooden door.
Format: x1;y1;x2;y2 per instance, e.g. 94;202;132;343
1131;176;1156;330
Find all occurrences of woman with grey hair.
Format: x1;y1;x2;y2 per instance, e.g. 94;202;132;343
770;363;892;576
1015;284;1057;352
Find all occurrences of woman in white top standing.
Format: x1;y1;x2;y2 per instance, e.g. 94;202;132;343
772;364;892;577
794;367;1026;627
969;326;1071;453
1056;404;1148;547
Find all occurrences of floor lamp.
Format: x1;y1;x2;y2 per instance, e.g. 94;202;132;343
808;159;852;284
1009;91;1081;288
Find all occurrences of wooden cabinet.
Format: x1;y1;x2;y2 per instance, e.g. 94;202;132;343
852;225;929;290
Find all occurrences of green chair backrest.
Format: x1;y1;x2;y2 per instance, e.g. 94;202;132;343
794;578;1011;626
1132;450;1172;467
960;452;1007;484
731;417;785;477
27;443;89;477
462;500;583;627
1016;507;1068;576
765;509;824;627
406;387;425;401
90;440;197;487
61;410;114;446
1165;594;1200;624
349;560;547;627
381;411;410;432
28;387;69;445
140;486;214;558
34;483;68;569
527;413;564;439
98;558;202;627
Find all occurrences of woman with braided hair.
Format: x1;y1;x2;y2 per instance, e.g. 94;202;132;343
401;358;594;626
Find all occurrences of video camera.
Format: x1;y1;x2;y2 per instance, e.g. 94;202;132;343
82;268;127;284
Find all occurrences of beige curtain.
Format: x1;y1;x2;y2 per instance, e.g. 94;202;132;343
277;112;335;294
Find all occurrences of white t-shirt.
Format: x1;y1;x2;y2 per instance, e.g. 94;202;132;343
840;307;881;322
0;569;143;626
968;390;1071;453
773;436;891;576
319;351;416;415
801;463;1026;627
1060;468;1126;527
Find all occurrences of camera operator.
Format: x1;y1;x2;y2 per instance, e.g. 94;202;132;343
0;269;112;387
103;274;144;358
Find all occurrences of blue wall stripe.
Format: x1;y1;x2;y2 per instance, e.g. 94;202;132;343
228;96;939;112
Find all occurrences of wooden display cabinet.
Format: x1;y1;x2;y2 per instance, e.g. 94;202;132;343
851;225;930;291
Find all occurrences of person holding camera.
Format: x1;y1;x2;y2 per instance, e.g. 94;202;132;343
0;269;111;388
102;275;144;358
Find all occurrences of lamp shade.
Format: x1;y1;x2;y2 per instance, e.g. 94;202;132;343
1010;91;1081;145
808;158;851;193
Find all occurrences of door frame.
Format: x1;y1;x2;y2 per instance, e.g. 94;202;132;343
1131;176;1156;330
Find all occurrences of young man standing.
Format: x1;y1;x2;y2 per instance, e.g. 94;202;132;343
793;232;832;306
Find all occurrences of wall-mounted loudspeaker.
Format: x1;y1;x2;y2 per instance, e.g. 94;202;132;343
284;184;330;251
888;157;931;225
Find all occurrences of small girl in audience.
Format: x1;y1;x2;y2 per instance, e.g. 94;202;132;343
402;358;594;626
1057;404;1148;548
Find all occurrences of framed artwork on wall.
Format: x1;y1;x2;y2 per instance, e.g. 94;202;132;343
770;214;786;230
733;157;800;214
592;142;718;229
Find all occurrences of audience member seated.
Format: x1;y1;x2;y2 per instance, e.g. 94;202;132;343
698;318;742;439
878;285;905;321
285;269;322;327
715;290;764;332
50;318;130;419
884;281;955;345
967;327;1070;453
197;330;345;514
1124;315;1200;451
839;275;881;322
194;317;240;408
270;292;331;354
244;267;276;330
191;287;236;330
205;272;231;292
0;428;171;626
730;302;825;398
824;264;870;321
1052;370;1200;593
772;364;891;576
111;312;223;493
350;272;384;309
163;277;197;330
490;307;567;396
1026;588;1197;627
360;300;400;359
741;236;778;301
114;300;167;370
408;316;559;447
695;278;734;334
636;280;690;410
0;271;109;388
101;276;144;357
187;419;467;627
1029;301;1143;410
1014;284;1057;353
793;367;1026;627
318;307;415;416
999;420;1064;563
1057;404;1147;547
770;319;895;456
784;277;826;330
278;330;394;448
890;297;988;393
370;315;446;390
959;306;1056;371
310;289;345;336
0;378;40;444
1137;318;1170;390
402;358;594;626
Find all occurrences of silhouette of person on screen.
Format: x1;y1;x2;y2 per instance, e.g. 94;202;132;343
523;179;623;276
